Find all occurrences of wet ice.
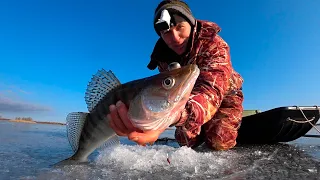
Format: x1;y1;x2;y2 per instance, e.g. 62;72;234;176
1;121;320;180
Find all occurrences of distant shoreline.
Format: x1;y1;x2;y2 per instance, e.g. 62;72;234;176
0;118;175;129
0;118;65;126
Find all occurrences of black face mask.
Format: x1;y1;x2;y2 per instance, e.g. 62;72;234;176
148;37;181;69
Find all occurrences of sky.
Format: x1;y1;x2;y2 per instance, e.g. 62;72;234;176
0;0;319;123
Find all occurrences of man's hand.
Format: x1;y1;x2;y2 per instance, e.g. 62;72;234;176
108;101;141;136
128;128;165;146
108;100;166;146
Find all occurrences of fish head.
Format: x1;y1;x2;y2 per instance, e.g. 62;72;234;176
128;63;200;131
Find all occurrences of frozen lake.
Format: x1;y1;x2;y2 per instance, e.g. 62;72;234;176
0;121;319;180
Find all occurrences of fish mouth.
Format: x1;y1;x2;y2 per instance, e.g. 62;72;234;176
130;64;200;131
145;65;200;130
170;64;200;103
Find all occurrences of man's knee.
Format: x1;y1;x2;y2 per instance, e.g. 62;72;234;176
205;127;238;150
204;115;241;150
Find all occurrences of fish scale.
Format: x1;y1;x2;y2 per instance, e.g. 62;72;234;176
54;63;200;166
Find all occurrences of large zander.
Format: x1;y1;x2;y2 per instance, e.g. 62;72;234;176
56;63;200;165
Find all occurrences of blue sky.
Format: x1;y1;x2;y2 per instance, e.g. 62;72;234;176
0;0;319;123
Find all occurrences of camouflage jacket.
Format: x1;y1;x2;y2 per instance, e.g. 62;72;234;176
147;20;244;138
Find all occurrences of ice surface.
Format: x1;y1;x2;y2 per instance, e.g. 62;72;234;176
38;143;320;180
1;121;320;180
95;144;228;178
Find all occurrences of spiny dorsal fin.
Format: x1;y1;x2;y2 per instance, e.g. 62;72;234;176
85;69;121;112
66;112;89;152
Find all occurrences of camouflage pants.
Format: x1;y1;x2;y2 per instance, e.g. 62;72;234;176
175;90;244;150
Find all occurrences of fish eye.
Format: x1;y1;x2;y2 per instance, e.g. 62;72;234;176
162;77;175;89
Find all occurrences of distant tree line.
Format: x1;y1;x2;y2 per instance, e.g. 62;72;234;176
15;117;34;121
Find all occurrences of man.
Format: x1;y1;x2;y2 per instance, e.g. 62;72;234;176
108;0;244;150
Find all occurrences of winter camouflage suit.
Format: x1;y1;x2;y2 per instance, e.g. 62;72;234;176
148;19;244;150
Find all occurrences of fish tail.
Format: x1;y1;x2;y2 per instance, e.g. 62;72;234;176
52;112;89;167
66;112;89;152
54;111;120;167
54;133;120;167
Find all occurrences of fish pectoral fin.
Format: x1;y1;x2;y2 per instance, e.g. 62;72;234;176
98;133;120;150
85;69;121;112
66;112;89;152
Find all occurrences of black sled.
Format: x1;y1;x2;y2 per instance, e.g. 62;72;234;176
237;106;320;144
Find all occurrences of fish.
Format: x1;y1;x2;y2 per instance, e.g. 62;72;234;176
55;62;200;166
